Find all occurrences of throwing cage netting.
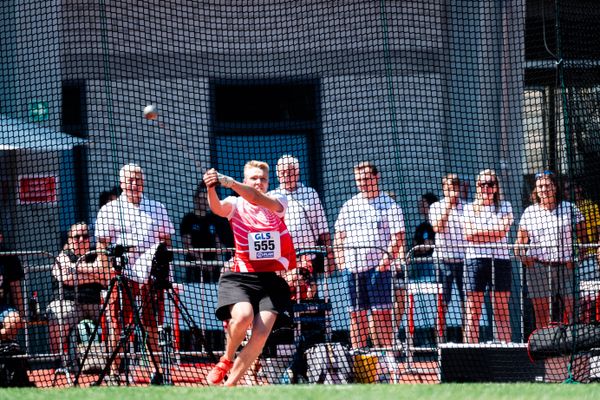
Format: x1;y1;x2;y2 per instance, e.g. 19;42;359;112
1;0;600;388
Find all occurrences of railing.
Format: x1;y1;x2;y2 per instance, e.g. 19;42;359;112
401;243;600;378
6;243;599;386
0;251;56;362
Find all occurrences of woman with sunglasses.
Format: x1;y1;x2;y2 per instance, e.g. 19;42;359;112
46;222;109;368
515;171;586;329
462;169;514;343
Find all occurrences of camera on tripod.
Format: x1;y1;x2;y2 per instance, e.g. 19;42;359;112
150;242;173;290
75;241;175;386
104;244;135;274
106;244;134;258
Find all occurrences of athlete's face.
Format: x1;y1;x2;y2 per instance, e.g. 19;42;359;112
244;167;269;193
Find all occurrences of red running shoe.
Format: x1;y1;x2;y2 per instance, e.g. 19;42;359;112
207;356;234;385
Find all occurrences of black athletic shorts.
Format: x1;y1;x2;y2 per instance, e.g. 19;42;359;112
215;271;291;321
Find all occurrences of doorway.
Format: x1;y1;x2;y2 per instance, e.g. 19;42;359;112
211;80;320;189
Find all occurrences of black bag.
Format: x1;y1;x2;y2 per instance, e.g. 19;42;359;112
0;341;35;387
527;323;600;361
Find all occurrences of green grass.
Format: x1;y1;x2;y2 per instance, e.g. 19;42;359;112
1;384;599;400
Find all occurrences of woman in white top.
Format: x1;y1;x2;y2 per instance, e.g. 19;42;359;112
462;169;514;343
515;171;586;329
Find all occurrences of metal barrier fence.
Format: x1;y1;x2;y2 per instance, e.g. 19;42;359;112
400;243;600;381
3;243;599;386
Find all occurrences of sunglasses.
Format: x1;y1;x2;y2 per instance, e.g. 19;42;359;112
535;170;555;180
478;181;497;188
70;233;90;240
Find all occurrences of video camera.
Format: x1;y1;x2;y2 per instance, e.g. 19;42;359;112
106;244;134;258
150;242;173;289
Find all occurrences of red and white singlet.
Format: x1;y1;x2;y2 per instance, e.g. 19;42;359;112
225;195;296;273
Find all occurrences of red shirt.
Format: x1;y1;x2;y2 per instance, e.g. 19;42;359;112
224;194;296;272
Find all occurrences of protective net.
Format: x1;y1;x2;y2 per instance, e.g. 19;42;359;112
1;0;600;388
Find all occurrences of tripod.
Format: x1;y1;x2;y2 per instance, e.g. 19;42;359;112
146;267;217;385
145;243;218;382
74;248;161;386
74;244;214;386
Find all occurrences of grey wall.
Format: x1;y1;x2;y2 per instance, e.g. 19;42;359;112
0;1;69;252
85;77;212;244
1;0;527;253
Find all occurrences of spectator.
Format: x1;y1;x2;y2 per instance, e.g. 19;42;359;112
46;222;109;366
563;181;600;322
180;182;234;282
395;192;439;336
564;181;600;323
98;187;120;209
202;161;296;386
515;171;586;328
563;181;600;258
413;192;439;259
334;162;406;349
0;232;24;341
270;155;334;301
462;169;513;343
429;174;465;342
89;186;120;246
95;163;175;385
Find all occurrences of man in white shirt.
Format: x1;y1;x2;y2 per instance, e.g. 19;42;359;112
95;163;174;384
334;162;405;349
270;155;334;300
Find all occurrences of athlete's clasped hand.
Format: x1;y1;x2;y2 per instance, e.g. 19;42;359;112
203;168;235;189
203;168;219;188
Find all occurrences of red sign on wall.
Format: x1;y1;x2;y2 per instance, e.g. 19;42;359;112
18;175;58;204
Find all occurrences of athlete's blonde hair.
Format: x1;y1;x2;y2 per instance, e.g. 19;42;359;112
244;160;270;178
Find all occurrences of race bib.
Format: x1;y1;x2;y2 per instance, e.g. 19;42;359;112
248;231;281;260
